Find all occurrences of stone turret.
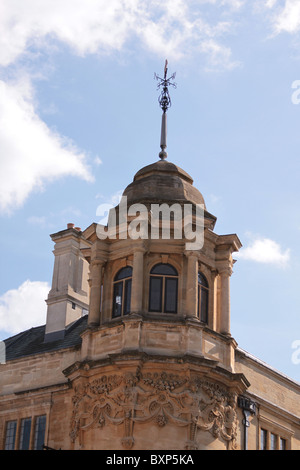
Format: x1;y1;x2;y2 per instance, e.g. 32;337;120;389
44;224;90;342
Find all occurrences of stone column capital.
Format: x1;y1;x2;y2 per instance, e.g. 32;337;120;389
217;265;233;277
184;250;199;258
90;260;105;280
220;268;232;277
90;257;106;266
133;246;146;254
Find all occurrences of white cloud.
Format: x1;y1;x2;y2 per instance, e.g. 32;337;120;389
200;39;240;71
94;156;102;166
208;0;245;8
0;0;133;67
0;77;93;214
265;0;278;8
0;0;241;70
0;280;50;336
236;237;290;267
273;0;300;34
260;0;300;35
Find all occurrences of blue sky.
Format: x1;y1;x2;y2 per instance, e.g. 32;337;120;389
1;0;300;381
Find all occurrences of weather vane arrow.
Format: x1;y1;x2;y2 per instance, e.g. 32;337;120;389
154;60;177;160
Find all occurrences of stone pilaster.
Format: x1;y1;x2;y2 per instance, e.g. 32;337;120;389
219;267;232;336
185;251;199;319
130;248;145;314
88;261;104;326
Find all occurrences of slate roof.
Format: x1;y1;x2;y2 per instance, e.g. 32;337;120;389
4;315;88;361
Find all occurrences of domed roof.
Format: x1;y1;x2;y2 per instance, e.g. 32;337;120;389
122;160;206;208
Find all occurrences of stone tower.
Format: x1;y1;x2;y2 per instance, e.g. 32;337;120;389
58;157;247;450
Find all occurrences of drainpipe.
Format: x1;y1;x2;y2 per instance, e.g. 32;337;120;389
238;396;256;450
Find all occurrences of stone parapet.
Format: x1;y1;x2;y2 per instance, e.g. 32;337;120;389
80;315;238;373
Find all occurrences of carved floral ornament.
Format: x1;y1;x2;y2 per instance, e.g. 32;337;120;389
70;371;238;450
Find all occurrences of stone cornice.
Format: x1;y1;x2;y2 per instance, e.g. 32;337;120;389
63;350;249;393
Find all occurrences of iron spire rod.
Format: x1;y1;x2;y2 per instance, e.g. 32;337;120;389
154;60;176;160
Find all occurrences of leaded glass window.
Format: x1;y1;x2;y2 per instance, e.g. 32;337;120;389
112;267;132;318
19;418;32;450
4;420;17;450
198;272;209;324
149;263;178;314
34;415;46;450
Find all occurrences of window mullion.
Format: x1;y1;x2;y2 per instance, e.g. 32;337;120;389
15;419;21;450
122;279;125;316
162;276;166;313
198;285;201;318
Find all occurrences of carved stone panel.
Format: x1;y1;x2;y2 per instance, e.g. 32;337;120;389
70;370;238;450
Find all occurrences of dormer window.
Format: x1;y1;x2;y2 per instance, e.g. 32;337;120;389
198;272;209;324
149;263;178;314
112;267;132;318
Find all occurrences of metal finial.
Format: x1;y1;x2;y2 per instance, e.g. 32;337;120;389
154;59;177;113
154;60;177;160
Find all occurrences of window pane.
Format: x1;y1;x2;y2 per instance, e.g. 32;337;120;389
112;281;123;318
164;278;178;313
280;438;286;451
19;417;32;450
124;279;132;316
261;429;268;450
271;433;277;450
200;287;208;323
198;272;208;287
151;263;177;276
149;277;162;312
114;266;132;281
34;415;46;450
5;420;17;450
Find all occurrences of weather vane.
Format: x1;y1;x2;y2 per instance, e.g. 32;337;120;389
154;60;177;113
154;60;177;159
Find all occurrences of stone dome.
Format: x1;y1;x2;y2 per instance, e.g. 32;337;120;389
122;160;206;208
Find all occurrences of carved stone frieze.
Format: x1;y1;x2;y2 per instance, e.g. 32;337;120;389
70;371;238;450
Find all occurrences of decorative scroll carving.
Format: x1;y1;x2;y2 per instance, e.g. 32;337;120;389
70;371;238;450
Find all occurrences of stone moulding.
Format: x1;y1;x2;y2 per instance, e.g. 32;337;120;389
69;369;245;450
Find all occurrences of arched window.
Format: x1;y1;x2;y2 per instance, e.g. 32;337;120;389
198;272;209;323
149;263;178;314
112;266;132;318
